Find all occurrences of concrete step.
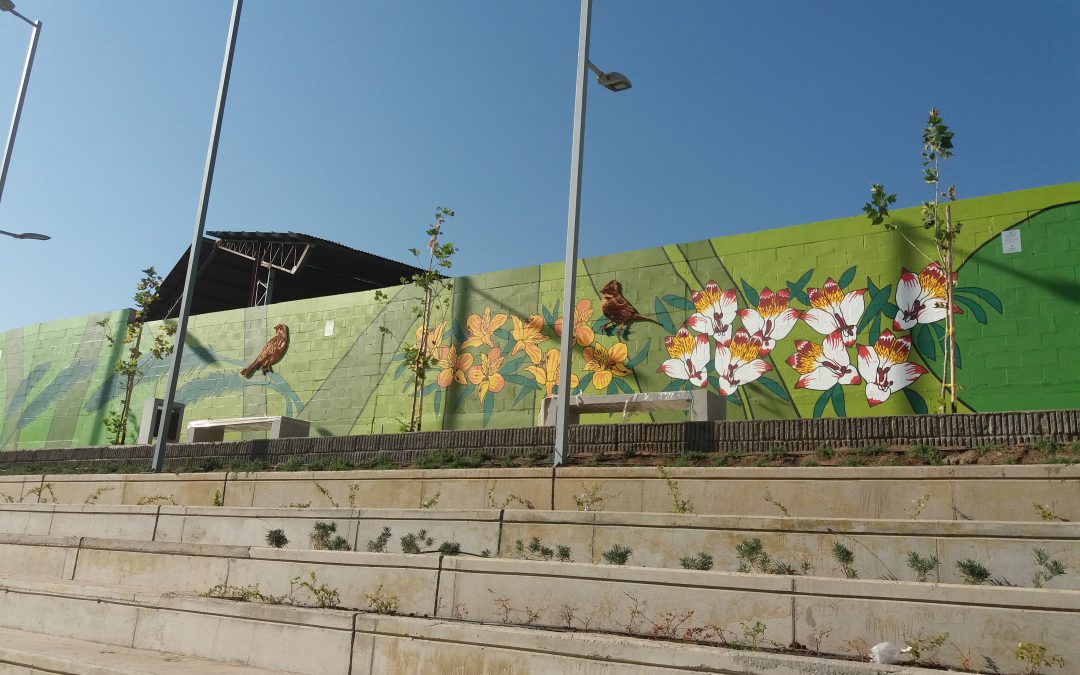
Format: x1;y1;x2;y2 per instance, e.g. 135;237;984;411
0;574;952;675
2;503;1076;588
2;463;1077;520
0;626;294;674
0;535;1074;672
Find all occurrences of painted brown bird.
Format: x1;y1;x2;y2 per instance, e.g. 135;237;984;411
241;324;289;377
599;279;662;337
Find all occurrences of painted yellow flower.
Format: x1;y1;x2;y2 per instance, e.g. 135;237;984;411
435;344;472;388
462;307;507;349
554;299;595;347
467;347;506;401
583;341;631;390
511;315;549;364
415;320;447;358
525;348;580;397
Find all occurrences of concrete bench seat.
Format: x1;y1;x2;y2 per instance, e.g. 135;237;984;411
186;416;309;443
540;390;724;426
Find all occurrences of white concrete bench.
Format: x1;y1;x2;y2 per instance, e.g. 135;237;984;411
186;416;309;443
539;390;724;426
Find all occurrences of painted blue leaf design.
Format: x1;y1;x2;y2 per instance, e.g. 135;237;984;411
662;295;695;311
654;298;676;334
813;388;830;418
953;295;987;324
740;279;759;307
837;266;857;290
955;287;1003;314
625;339;651;370
903;388;928;414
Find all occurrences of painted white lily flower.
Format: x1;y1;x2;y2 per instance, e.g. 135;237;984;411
658;327;711;387
686;280;738;344
893;262;959;331
856;330;927;406
802;278;866;347
786;330;861;390
737;287;801;355
714;328;771;396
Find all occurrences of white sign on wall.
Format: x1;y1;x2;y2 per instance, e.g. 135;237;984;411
1002;229;1022;254
324;320;335;337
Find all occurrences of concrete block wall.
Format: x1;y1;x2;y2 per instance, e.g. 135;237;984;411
2;183;1078;450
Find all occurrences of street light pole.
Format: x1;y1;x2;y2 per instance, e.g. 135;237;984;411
0;2;41;215
151;0;243;472
553;0;630;465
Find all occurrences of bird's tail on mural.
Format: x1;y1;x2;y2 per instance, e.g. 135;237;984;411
241;324;289;377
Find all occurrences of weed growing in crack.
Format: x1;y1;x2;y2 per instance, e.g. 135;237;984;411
314;482;339;507
657;466;693;514
438;541;462;556
83;486;115;504
366;526;392;553
365;584;399;614
400;529;434;554
763;489;791;517
202;583;284;604
956;558;991;585
602;544;632;565
734;538;808;575
310;522;351;551
831;542;858;578
1032;548;1067;588
679;552;714;571
289;571;340;608
907;492;931;520
903;631;949;666
573;483;617;511
1034;503;1067;522
136;494;176;506
906;551;939;582
1015;642;1066;674
265;529;289;548
419;491;441;509
512;536;572;562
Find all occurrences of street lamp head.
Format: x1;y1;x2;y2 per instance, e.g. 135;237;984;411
597;71;632;92
0;1;15;13
0;229;50;240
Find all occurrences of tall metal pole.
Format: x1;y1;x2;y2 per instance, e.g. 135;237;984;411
152;0;243;472
0;9;40;210
553;0;592;465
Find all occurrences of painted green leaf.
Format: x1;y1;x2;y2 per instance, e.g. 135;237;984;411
727;392;743;407
868;313;882;345
493;327;512;341
903;388;928;414
913;324;936;361
574;372;594;395
953;295;988;324
452;319;467;343
613;377;635;394
740;279;760;307
654;297;676;334
541;303;554;329
830;384;846;417
884;303;899;321
837;266;857;290
606;382;618;395
433;389;442;416
423;381;439;394
500;355;526;376
786;281;810;306
662;295;695;311
955;286;1003;314
791;268;815;291
454;387;472;412
812;388;831;418
753;377;790;401
625;339;651;370
867;276;880;296
858;284;893;333
513;385;535;406
503;373;536;388
662;378;686;392
592;316;610;334
482;393;495;426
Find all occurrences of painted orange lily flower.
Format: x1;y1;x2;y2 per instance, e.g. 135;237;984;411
554;299;595;347
462;307;508;349
435;344;473;388
467;347;506;401
511;315;549;364
525;348;580;397
415;320;447;358
583;341;631;390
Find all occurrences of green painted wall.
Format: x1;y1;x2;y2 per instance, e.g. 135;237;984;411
2;182;1078;449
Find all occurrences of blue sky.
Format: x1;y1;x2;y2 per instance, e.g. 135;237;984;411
0;1;1076;332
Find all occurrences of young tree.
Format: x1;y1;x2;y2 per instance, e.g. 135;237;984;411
97;267;176;443
864;109;960;412
376;207;457;431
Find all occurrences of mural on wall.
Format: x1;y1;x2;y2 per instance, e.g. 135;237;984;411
0;186;1077;450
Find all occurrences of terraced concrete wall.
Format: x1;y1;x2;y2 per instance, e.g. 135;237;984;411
2;182;1079;450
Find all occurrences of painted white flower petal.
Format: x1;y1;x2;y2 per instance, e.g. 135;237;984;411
797;368;839;391
802;308;837;335
886;362;926;392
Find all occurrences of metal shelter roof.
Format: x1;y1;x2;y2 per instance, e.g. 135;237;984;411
146;231;424;321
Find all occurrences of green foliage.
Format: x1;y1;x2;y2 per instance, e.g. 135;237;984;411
573;483;616;511
602;544;632;565
513;536;572;562
1032;548;1067;588
733;538;806;576
400;529;434;554
657;466;693;514
375;207;457;433
906;444;943;465
831;542;858;579
438;541;462;556
903;631;949;665
265;529;288;548
202;583;284;604
365;584;400;614
906;551;939;582
956;558;992;585
679;552;714;571
366;526;392;553
96;267;175;445
1015;642;1066;674
310;521;351;551
289;571;340;608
